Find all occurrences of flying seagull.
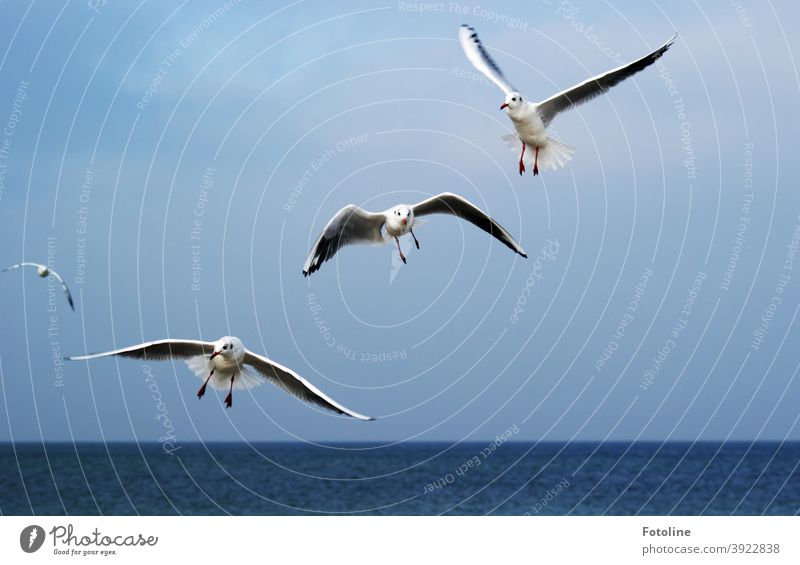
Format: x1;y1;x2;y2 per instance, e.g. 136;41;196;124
303;192;527;276
459;25;677;176
2;262;74;310
66;336;373;419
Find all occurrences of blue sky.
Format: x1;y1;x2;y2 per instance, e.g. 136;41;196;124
0;0;798;443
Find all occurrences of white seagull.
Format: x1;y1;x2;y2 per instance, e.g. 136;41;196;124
302;192;527;276
2;262;74;310
66;336;373;419
459;25;677;176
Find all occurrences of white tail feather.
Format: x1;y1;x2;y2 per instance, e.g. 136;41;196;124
502;134;575;172
184;356;263;391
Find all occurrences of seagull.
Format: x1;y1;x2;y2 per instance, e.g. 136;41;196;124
66;336;373;419
303;192;527;276
459;25;677;176
2;262;74;310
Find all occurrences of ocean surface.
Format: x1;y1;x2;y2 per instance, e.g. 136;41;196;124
0;442;798;515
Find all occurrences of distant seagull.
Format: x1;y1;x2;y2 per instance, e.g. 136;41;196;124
303;192;527;276
459;25;677;176
2;262;74;310
66;336;373;419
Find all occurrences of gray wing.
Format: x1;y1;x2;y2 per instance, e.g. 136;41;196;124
535;34;677;127
243;351;374;420
48;269;75;311
2;262;44;272
67;339;214;361
413;192;527;257
459;25;515;95
303;204;385;276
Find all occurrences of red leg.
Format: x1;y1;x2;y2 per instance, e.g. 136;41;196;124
410;228;420;250
519;142;526;175
395;237;406;264
533;146;540;176
197;370;214;399
224;375;234;408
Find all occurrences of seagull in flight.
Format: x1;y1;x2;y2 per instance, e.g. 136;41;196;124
2;262;74;310
66;336;373;419
303;192;527;276
459;25;677;176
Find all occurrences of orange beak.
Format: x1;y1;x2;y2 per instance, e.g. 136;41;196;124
209;351;220;360
500;102;509;110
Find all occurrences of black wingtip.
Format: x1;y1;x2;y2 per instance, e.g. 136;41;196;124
520;252;528;259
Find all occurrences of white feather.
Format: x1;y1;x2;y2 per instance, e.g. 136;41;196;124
502;133;574;172
184;355;264;391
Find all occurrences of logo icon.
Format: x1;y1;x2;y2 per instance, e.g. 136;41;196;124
20;525;45;553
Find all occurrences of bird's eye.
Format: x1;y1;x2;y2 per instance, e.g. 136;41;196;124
512;97;516;101
223;345;228;350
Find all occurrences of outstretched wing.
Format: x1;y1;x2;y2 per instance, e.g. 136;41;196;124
48;269;75;311
67;339;214;361
536;34;677;127
1;262;43;273
412;192;527;257
243;351;374;420
459;25;516;95
303;205;385;276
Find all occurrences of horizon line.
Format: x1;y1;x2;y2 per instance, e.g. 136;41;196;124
2;439;799;445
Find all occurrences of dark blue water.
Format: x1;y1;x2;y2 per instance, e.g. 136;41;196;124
1;442;798;515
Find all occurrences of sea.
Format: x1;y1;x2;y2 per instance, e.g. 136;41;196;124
1;442;798;515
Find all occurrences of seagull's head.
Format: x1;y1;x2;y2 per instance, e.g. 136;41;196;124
210;336;244;361
390;206;413;228
500;92;523;113
36;266;48;277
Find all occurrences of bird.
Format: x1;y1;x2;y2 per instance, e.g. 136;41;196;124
2;262;74;310
302;192;527;276
66;336;374;419
458;24;677;176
